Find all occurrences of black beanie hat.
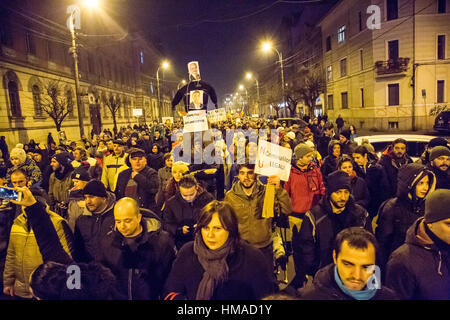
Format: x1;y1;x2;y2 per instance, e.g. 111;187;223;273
424;189;450;223
428;137;448;149
340;129;351;141
71;166;91;182
326;170;351;195
52;152;73;169
82;179;107;198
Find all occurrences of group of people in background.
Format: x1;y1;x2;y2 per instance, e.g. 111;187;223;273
0;113;448;300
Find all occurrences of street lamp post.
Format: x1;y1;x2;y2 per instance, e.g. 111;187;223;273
239;84;249;116
262;41;285;109
246;72;260;114
156;61;169;119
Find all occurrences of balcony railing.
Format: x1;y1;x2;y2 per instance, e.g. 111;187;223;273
375;58;410;75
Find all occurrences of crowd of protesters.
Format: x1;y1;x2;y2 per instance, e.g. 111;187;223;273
0;113;448;301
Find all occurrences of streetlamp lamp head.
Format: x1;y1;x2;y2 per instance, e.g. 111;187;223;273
239;84;244;90
262;41;272;52
83;0;99;9
162;61;170;69
246;72;252;79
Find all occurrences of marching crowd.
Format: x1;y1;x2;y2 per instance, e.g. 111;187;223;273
0;115;448;300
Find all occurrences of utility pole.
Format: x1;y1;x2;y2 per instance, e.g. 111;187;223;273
411;0;416;131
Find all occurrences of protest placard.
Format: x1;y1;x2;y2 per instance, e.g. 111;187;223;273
255;139;292;181
183;110;208;132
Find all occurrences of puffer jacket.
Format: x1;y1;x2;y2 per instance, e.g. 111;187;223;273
224;180;292;249
73;192;116;262
3;206;73;298
284;163;325;215
100;213;176;300
163;185;215;250
386;218;449;300
376;163;436;265
101;152;128;192
6;157;42;187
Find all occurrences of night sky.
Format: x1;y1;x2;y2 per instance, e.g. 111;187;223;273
129;0;326;103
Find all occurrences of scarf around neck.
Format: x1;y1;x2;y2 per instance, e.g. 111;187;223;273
193;234;234;300
334;265;377;300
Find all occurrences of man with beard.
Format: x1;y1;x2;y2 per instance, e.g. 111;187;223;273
378;138;413;198
224;163;292;273
426;146;449;190
48;152;74;218
291;170;370;289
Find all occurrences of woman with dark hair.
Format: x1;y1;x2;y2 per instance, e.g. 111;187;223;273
147;144;165;171
163;200;274;300
336;155;370;209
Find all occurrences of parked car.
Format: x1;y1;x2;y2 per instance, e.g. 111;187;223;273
434;111;450;134
354;134;448;161
276;118;308;128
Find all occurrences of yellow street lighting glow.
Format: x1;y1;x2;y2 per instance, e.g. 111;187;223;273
239;84;244;90
262;41;272;52
83;0;99;9
246;72;252;79
162;61;170;69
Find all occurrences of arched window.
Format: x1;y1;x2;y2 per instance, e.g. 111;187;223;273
32;85;43;116
8;81;22;117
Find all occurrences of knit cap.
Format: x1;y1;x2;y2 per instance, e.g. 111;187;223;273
286;132;296;140
71;166;91;182
424;189;450;223
428;137;448;149
326;170;351;195
10;148;26;164
82;179;108;198
429;146;450;162
340;129;351;141
294;143;314;160
52;152;73;168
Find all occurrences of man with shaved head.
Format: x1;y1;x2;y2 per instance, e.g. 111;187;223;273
99;197;175;300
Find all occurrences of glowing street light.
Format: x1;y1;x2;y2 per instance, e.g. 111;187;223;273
177;79;186;89
260;40;285;107
83;0;100;9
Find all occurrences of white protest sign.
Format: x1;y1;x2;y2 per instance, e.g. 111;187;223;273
255;139;292;181
183;110;208;133
132;108;143;117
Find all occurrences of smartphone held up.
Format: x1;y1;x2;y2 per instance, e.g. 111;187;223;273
0;187;22;202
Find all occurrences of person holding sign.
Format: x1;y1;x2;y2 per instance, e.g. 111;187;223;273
224;162;292;276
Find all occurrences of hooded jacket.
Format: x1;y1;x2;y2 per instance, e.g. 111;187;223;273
386;218;449;300
73;192;116;262
321;140;341;181
378;149;413;198
224;180;292;249
299;264;398;300
284;163;325;214
6;157;42;187
48;156;74;208
163;185;215;250
3;204;73;298
100;213;176;300
292;196;370;286
115;154;159;211
376;163;436;265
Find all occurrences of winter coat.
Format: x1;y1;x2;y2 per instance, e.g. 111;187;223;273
73;192;116;262
386;218;450;300
157;166;172;193
101;152;128;192
340;140;357;156
350;174;370;209
163;186;215;249
115;166;159;212
224;181;292;249
72;157;102;180
299;264;398;300
100;214;176;300
378;152;413;198
376;163;436;265
321;141;341;182
317;135;332;158
292;196;370;284
67;188;89;232
355;161;390;218
284;163;325;214
152;137;169;154
6;157;42;187
163;241;274;300
3;206;73;298
147;152;165;172
48;168;73;209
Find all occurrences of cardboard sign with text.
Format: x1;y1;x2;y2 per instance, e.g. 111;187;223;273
255;139;292;181
183;110;208;133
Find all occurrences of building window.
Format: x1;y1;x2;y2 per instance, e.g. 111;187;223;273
437;35;446;60
327;65;333;81
338;26;346;43
8;81;22;117
327;94;334;110
361;88;365;108
437;80;445;103
341;92;348;109
26;33;36;55
388;83;400;106
340;58;347;77
438;0;446;13
360;49;364;70
388;40;399;60
326;36;331;51
0;21;13;47
386;0;398;21
32;85;43;116
358;12;363;32
46;41;54;61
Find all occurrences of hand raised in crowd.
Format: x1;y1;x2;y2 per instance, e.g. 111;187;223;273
10;186;37;207
267;175;281;188
3;286;14;297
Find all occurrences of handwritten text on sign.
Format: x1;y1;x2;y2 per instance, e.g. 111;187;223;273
183;110;209;133
255;139;292;181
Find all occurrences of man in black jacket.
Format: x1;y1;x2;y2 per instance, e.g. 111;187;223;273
300;227;397;300
100;197;175;300
291;170;370;289
73;179;116;262
386;189;450;300
163;175;214;250
378;138;413;198
426;146;450;190
115;148;159;212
